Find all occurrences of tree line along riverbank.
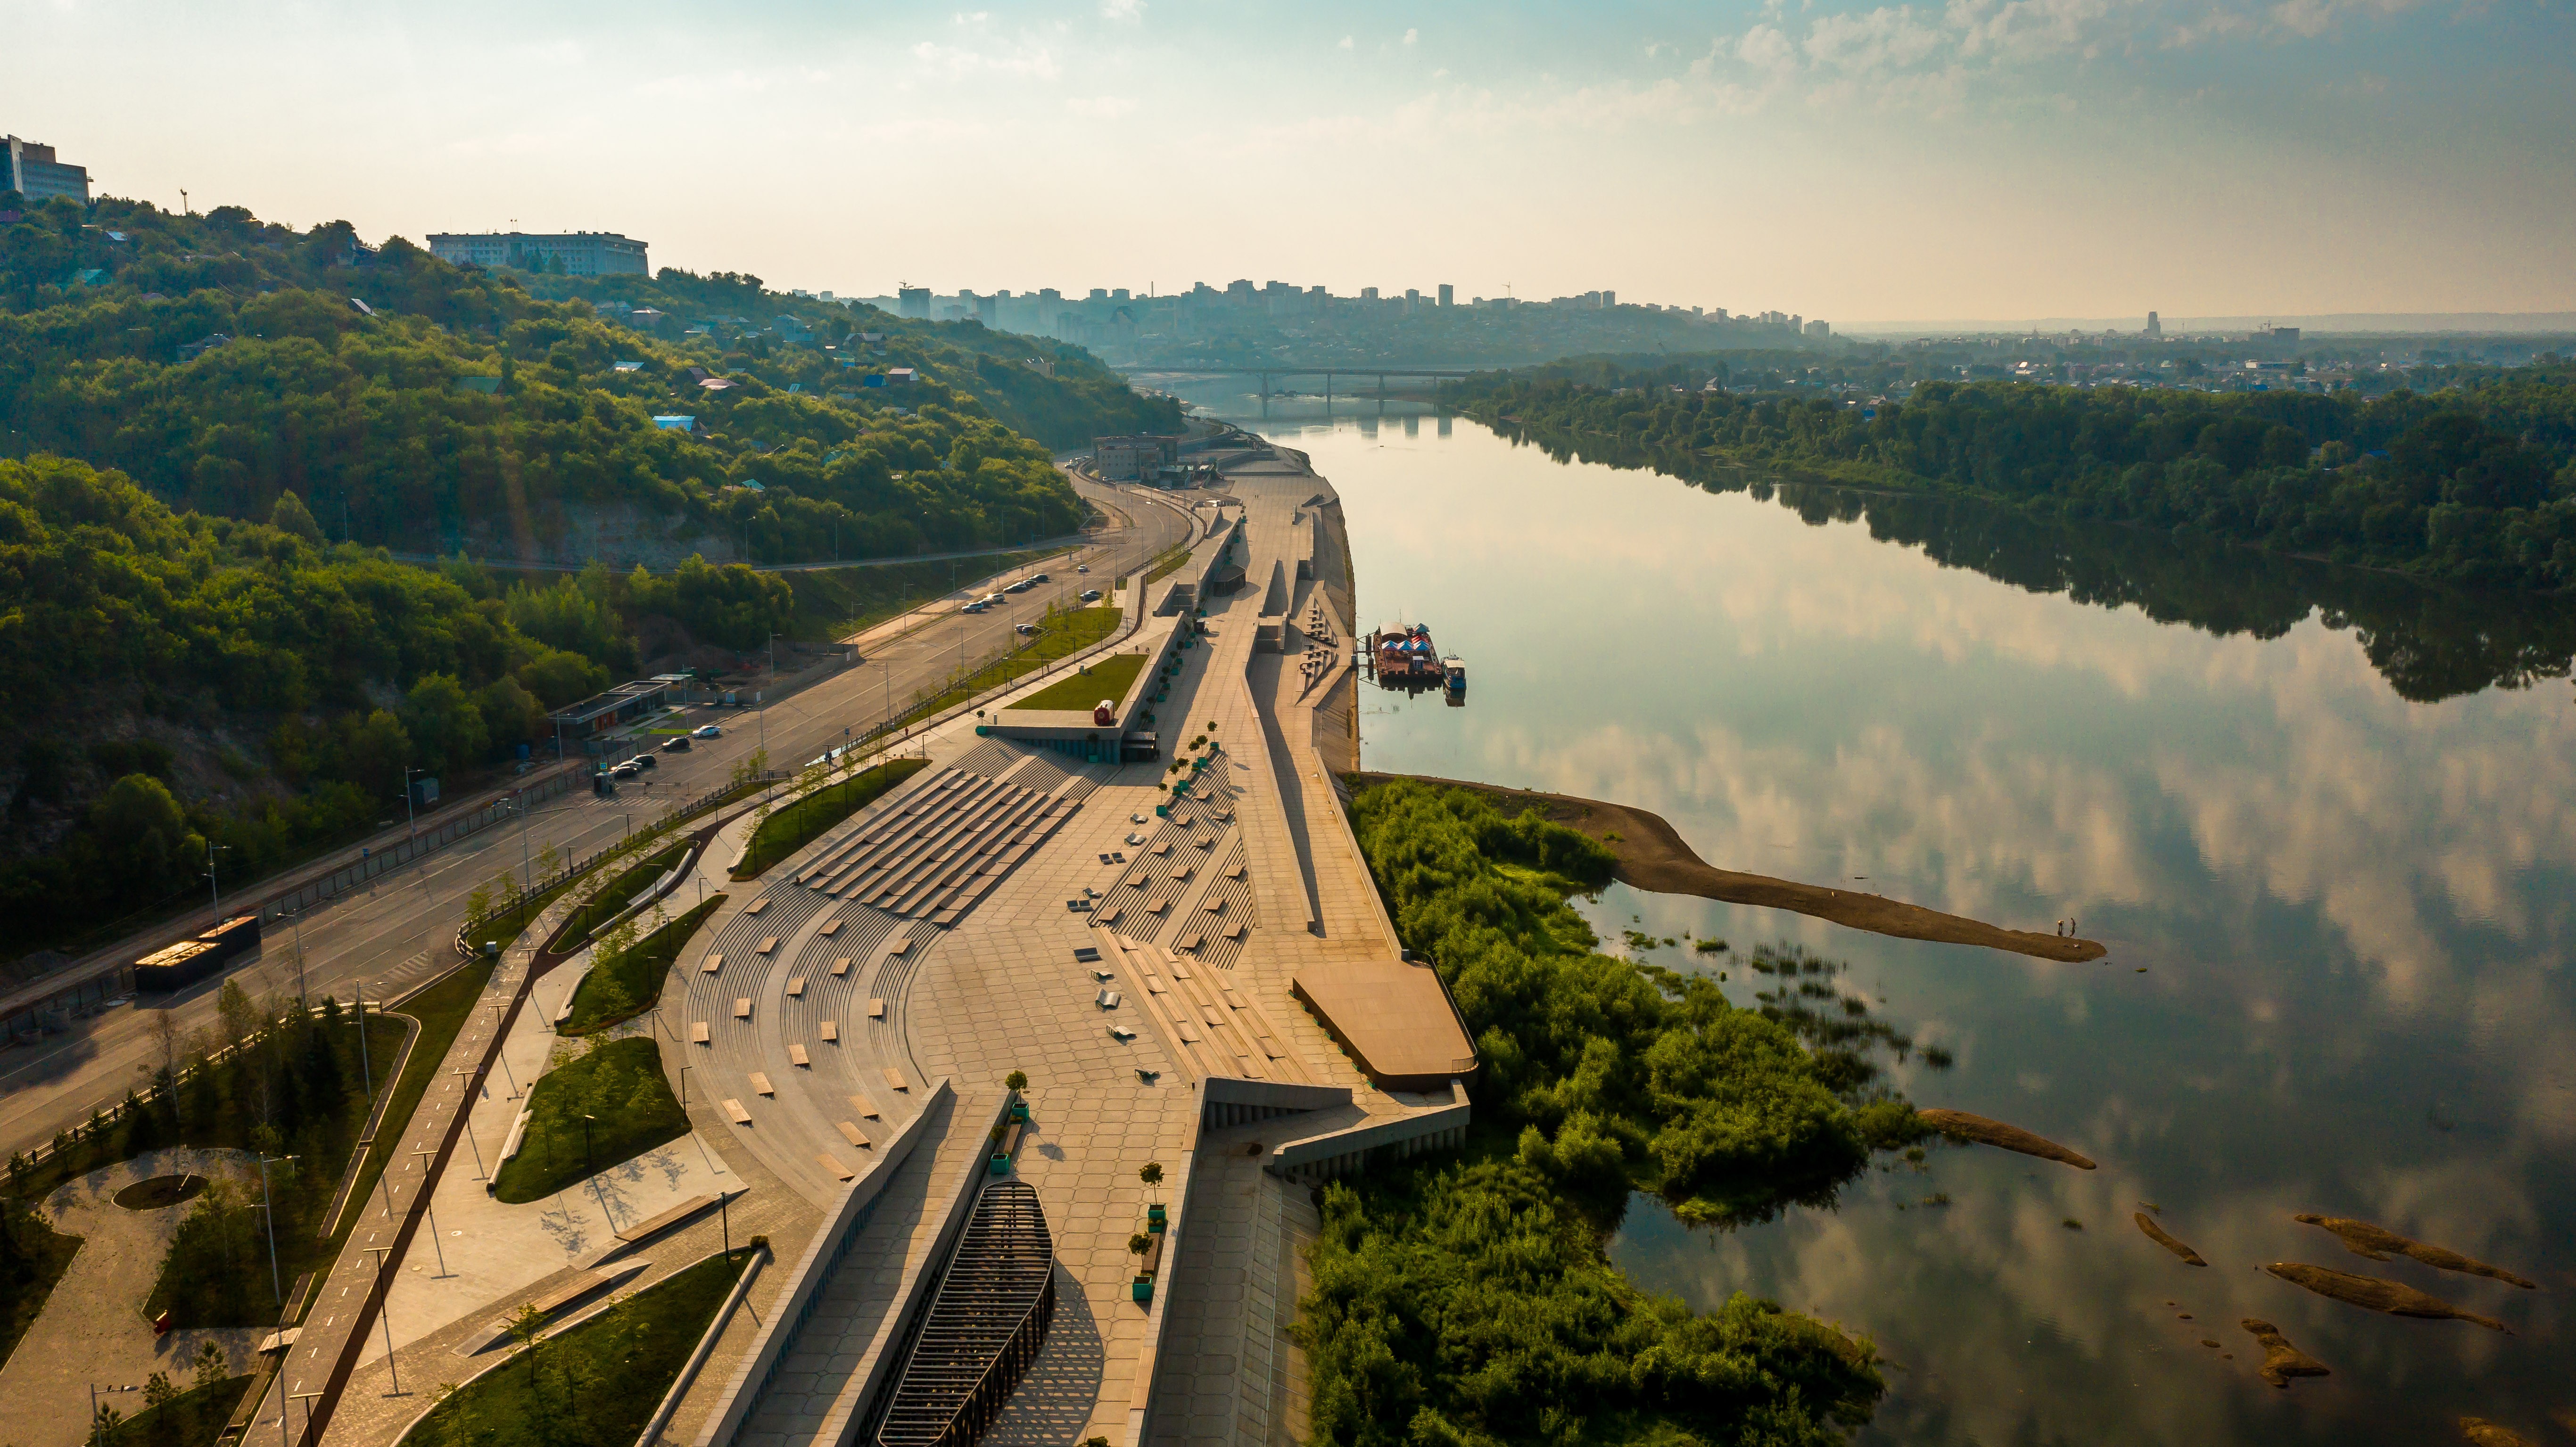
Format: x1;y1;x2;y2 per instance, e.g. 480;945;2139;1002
1440;362;2576;594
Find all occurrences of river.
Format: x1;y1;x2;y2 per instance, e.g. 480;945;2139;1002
1155;380;2575;1446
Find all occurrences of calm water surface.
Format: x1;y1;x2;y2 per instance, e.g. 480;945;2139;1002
1171;384;2575;1446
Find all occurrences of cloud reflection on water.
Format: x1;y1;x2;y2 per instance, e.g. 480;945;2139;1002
1252;409;2576;1445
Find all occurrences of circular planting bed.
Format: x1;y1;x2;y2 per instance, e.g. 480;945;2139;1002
113;1173;207;1211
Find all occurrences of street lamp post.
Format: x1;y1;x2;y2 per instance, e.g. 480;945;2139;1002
363;1247;404;1398
454;1070;487;1178
580;1114;596;1175
403;767;428;838
204;840;231;911
255;1153;297;1305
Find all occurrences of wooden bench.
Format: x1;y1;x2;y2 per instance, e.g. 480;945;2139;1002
848;1091;881;1119
831;955;853;976
1001;1122;1024;1156
818;1020;839;1042
750;1072;775;1096
867;998;886;1019
882;1066;910;1092
690;1022;710;1044
837;1120;874;1148
701;953;724;974
787;1043;810;1067
818;1153;855;1182
745;898;768;915
819;918;843;937
611;1192;725;1245
732;998;752;1019
785;976;806;998
757;935;779;954
722;1098;752;1125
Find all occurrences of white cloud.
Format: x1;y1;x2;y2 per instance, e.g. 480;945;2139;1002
909;39;1059;80
1738;22;1800;68
1338;33;1355;49
1066;95;1138;117
1100;0;1145;21
1404;27;1420;44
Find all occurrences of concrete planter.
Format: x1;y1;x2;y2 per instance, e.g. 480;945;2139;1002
1131;1276;1154;1304
988;1152;1010;1176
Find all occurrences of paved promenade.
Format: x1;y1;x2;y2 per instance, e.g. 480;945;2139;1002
218;458;1466;1447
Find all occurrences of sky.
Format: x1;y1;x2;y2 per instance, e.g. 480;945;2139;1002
9;0;2574;323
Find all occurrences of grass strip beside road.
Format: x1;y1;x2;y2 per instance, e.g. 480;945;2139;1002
880;604;1125;738
403;1249;753;1447
1007;650;1149;713
787;550;1058;641
490;1038;689;1204
1143;538;1193;584
560;896;726;1036
329;959;494;1242
733;759;932;880
544;841;690;956
0;1205;81;1366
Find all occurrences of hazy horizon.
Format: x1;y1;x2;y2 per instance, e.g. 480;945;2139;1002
11;1;2573;322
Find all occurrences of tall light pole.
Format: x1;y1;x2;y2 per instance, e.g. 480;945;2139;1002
287;908;308;1006
256;1152;297;1305
204;841;231;910
364;1247;403;1398
403;767;428;839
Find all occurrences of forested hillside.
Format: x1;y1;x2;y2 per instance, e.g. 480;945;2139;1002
0;454;793;962
1443;365;2576;592
0;194;1177;564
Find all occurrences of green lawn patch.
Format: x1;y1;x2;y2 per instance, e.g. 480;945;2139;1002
1143;539;1194;584
786;549;1060;641
732;758;931;880
326;959;495;1247
0;1200;82;1368
877;603;1124;734
560;895;726;1036
1006;649;1147;713
98;1372;253;1447
491;1038;689;1204
405;1248;753;1447
544;841;690;956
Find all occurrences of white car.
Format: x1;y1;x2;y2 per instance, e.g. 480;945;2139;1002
693;724;723;739
1015;623;1038;635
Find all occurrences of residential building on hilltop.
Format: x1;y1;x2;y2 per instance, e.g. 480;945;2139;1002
425;230;648;275
4;135;90;202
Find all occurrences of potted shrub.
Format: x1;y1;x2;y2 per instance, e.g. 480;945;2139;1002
1128;1233;1155;1303
988;1126;1009;1175
1141;1161;1166;1230
1005;1070;1031;1122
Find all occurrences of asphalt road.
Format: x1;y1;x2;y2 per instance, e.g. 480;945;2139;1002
0;477;1195;1163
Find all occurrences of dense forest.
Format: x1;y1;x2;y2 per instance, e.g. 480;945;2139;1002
1304;781;1928;1446
0;194;1179;564
1442;364;2576;593
0;454;792;959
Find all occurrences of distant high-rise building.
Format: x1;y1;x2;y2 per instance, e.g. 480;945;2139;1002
1404;288;1420;307
1089;287;1109;302
427;231;647;275
2145;310;2162;336
1112;288;1131;302
1803;320;1832;339
1600;289;1615;308
898;286;931;319
4;135;90;203
1437;283;1454;308
1361;286;1379;301
977;292;999;328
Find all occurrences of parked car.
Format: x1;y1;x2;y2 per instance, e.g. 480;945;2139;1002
610;761;641;779
1029;572;1049;583
662;735;692;751
635;752;658;770
961;600;989;614
693;724;723;739
1015;623;1038;635
1003;579;1034;594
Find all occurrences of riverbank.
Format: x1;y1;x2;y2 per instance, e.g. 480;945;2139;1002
1348;772;2106;963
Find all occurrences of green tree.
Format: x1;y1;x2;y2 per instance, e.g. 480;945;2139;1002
403;674;488;779
88;774;202;896
267;490;323;543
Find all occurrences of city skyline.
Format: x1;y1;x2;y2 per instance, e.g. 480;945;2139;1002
8;0;2573;321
